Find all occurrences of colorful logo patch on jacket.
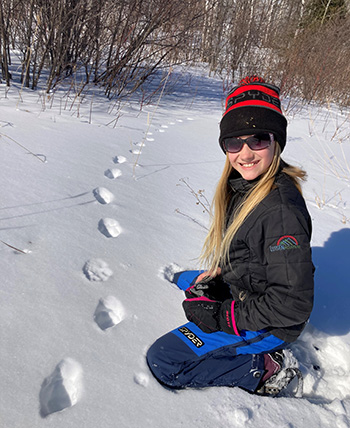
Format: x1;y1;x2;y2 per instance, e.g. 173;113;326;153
269;235;300;252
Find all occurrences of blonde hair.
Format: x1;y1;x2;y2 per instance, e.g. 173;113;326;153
200;143;307;273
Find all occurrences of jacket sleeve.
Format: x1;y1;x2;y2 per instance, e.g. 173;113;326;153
221;202;314;335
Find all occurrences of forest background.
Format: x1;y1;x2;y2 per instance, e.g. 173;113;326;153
1;0;350;107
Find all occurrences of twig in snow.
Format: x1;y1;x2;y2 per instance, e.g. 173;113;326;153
175;209;208;231
178;178;211;215
0;132;47;163
0;240;30;254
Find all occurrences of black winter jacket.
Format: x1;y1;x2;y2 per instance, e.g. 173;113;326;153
219;168;314;343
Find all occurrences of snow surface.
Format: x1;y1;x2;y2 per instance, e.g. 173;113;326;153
1;68;350;427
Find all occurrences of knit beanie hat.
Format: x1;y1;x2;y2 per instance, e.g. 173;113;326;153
219;76;287;153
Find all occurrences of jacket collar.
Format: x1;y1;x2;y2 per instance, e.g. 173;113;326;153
228;173;259;193
228;160;287;193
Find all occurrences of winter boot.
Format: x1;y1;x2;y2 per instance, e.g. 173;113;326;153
259;367;303;397
262;351;284;382
256;350;303;397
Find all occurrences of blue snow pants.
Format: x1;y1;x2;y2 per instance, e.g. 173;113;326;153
147;270;287;392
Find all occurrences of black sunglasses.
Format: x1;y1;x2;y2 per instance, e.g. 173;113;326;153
223;133;274;153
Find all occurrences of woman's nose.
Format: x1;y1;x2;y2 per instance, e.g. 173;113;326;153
239;142;254;159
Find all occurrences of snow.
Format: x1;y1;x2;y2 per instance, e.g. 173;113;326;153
92;187;114;205
1;68;350;427
83;259;113;282
39;358;83;417
94;296;126;331
104;168;122;180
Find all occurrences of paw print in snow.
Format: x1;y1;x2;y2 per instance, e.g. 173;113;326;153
93;187;114;204
39;358;83;417
98;218;122;238
83;259;113;281
94;296;125;331
159;263;183;283
104;168;122;179
113;155;127;164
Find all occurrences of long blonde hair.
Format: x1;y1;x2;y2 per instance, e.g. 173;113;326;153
200;143;307;272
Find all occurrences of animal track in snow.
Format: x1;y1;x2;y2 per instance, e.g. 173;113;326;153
93;187;114;204
134;142;145;147
146;137;154;141
130;148;142;155
39;358;83;417
220;407;251;425
113;155;127;164
134;372;149;387
94;296;125;331
104;168;122;179
161;125;168;128
98;218;122;238
83;259;113;281
159;263;183;283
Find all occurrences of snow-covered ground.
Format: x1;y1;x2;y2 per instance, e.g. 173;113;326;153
1;68;350;428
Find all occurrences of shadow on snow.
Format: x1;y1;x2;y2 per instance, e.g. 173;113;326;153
310;228;350;336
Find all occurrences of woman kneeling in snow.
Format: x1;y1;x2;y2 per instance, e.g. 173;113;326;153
147;76;314;396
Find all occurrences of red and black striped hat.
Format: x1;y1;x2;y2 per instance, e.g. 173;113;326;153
219;76;287;153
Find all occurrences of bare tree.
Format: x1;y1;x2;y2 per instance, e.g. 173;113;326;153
1;0;350;106
0;0;14;85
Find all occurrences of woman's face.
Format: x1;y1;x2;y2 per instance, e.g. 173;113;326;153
228;135;275;181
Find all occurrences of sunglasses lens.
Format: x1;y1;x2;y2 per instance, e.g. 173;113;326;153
223;137;243;153
248;133;272;150
223;133;272;153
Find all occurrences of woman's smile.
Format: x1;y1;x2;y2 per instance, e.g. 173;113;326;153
239;160;260;168
228;136;275;180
